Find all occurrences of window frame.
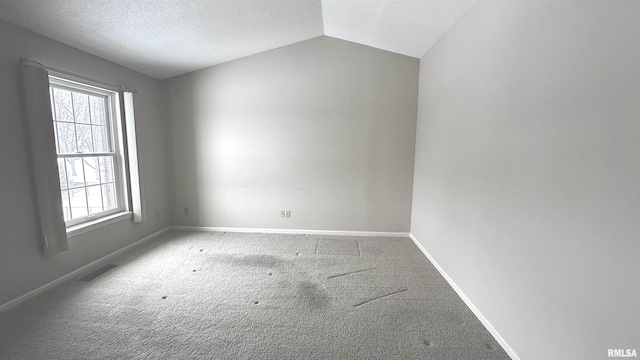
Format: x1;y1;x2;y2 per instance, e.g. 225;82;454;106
48;75;130;228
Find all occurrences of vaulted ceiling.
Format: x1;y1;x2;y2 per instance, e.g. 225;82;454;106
0;0;475;80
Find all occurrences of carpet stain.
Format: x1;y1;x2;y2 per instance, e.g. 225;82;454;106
296;281;331;310
484;343;494;350
423;340;432;347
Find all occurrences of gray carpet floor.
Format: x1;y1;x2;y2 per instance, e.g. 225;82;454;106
0;231;510;359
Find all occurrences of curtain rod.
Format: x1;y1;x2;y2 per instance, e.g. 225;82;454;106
19;57;137;93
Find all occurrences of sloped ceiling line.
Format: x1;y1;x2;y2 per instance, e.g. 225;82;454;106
0;0;475;79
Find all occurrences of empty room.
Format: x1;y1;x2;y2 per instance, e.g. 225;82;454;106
0;0;638;359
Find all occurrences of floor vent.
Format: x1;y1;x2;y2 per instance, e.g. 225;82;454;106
78;264;117;282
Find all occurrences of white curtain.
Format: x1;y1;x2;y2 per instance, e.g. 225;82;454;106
22;64;69;255
122;91;145;223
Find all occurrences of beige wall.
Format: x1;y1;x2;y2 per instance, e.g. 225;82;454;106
0;19;171;306
411;1;640;359
165;36;418;232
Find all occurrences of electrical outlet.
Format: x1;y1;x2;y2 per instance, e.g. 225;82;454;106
184;207;189;216
280;210;286;218
286;210;291;218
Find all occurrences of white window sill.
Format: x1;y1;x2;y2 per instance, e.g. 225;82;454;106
66;211;132;238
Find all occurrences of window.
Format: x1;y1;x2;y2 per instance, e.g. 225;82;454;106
49;76;126;227
22;59;142;254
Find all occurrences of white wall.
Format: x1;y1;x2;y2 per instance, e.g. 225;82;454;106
411;1;640;359
0;19;171;306
165;36;418;232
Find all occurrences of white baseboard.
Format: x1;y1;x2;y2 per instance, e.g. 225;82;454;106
409;233;521;360
0;226;171;314
172;226;409;238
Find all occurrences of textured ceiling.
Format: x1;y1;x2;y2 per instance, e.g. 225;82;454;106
0;0;476;80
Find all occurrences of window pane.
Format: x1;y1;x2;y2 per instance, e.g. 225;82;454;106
87;185;104;214
92;125;108;153
99;157;115;184
50;79;124;225
73;93;90;124
61;190;71;221
53;88;73;123
69;187;88;219
66;158;85;189
90;96;106;125
50;88;56;117
57;159;68;190
83;157;100;185
56;122;77;154
102;183;117;210
76;124;93;153
53;123;61;154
